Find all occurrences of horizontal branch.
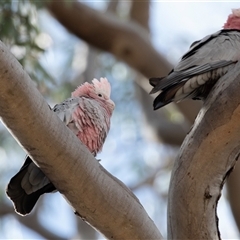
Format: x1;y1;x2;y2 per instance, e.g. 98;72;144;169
0;42;162;239
47;1;170;79
167;62;240;239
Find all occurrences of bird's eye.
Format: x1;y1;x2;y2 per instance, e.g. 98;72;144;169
98;94;103;97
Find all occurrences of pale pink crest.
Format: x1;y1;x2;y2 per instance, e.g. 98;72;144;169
72;82;93;98
223;8;240;29
71;77;111;98
92;77;111;98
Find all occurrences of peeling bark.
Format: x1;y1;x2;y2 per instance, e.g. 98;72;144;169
167;62;240;239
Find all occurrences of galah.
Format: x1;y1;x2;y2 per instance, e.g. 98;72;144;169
6;78;115;216
150;8;240;110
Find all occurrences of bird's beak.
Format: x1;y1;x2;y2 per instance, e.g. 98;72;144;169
107;99;115;110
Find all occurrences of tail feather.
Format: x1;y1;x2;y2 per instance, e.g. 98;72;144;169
149;77;163;87
153;96;172;110
6;156;56;215
149;77;165;94
153;82;186;110
153;91;173;110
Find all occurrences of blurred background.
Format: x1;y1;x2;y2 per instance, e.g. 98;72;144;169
0;1;240;239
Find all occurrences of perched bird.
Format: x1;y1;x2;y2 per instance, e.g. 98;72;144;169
6;78;115;216
150;8;240;110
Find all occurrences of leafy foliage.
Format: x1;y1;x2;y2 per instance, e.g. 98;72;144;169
0;0;54;85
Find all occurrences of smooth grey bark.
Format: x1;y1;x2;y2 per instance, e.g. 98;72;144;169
168;62;240;239
0;42;163;239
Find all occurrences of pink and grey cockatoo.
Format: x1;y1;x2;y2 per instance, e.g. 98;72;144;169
6;78;115;216
150;9;240;110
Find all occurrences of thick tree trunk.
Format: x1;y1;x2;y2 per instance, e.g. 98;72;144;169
168;62;240;239
0;42;163;239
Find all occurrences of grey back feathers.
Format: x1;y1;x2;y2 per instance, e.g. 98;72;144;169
21;162;51;195
150;29;240;110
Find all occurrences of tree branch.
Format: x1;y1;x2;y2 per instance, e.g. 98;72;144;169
226;162;240;231
0;42;163;239
130;0;150;31
47;1;170;79
167;62;240;239
128;0;188;145
0;203;67;240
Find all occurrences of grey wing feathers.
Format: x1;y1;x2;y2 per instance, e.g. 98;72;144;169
150;30;240;93
21;162;51;194
177;30;240;70
150;60;234;94
6;156;55;215
53;98;79;125
180;30;222;60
